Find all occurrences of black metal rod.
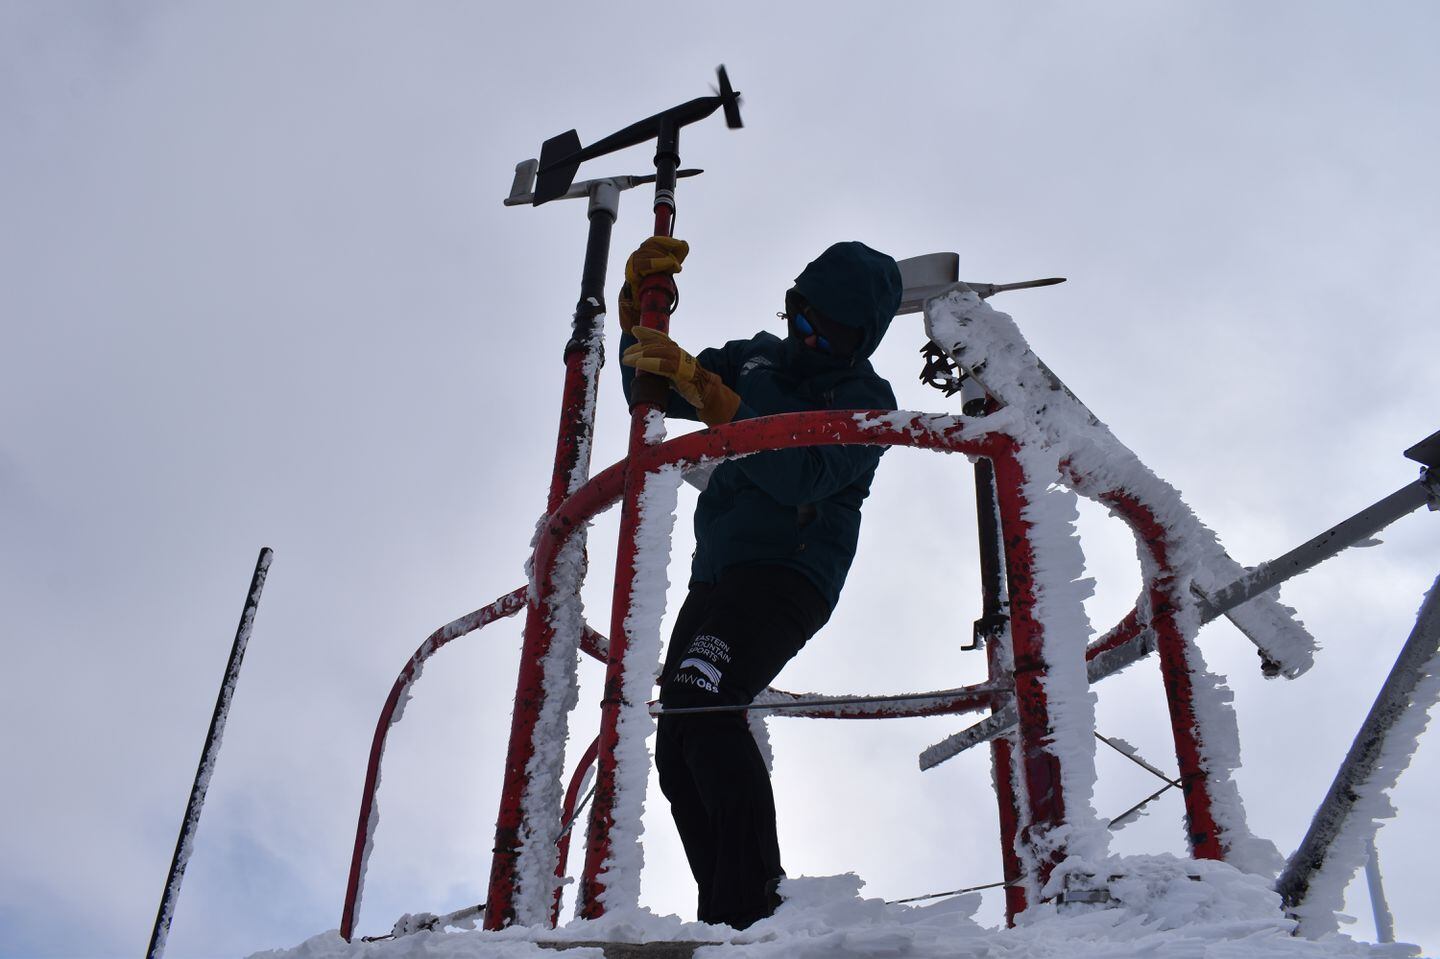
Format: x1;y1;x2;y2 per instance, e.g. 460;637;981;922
579;203;614;306
1198;479;1434;620
146;547;273;959
972;455;1009;621
1275;572;1440;911
566;187;616;357
652;682;1010;716
1105;781;1177;830
652;119;680;216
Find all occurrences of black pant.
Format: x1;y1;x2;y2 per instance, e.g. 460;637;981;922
655;564;831;928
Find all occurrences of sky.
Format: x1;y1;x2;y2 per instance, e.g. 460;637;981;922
2;2;1438;957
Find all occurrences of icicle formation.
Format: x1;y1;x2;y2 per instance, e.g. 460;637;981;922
594;457;683;913
924;289;1300;876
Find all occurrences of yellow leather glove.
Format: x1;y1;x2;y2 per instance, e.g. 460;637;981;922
618;236;690;333
622;327;740;426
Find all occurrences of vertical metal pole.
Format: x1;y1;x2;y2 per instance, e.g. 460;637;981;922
1276;573;1440;914
988;441;1070;900
1098;490;1225;861
965;387;1026;922
146;547;272;959
485;188;616;930
578;123;681;919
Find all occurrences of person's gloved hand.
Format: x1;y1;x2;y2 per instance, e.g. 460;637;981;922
622;327;739;426
618;236;690;333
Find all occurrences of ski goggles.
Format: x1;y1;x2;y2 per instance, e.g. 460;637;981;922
792;311;832;354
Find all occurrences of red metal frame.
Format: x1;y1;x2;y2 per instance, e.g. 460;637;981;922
986;442;1071;898
340;588;524;941
988;635;1027;921
1096;488;1224;860
344;404;1238;935
504;410;1061;922
483;280;609;927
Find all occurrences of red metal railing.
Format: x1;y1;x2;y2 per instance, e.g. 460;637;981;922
343;411;1233;937
1096;488;1224;861
338;590;610;942
483;409;1088;924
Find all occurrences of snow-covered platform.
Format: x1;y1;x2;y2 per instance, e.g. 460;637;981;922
256;867;1422;959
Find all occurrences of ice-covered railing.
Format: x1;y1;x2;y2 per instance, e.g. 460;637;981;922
339;274;1438;944
478;384;1309;927
920;287;1440;933
472;400;1111;921
920;287;1307;878
1280;575;1440;938
926;288;1318;679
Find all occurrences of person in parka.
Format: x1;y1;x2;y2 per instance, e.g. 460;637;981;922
617;238;902;929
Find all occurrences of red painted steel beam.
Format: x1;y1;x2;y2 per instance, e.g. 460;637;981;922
485;460;626;929
987;441;1072;898
988;637;1027;922
1097;489;1224;860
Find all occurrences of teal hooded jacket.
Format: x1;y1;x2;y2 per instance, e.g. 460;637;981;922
621;241;902;609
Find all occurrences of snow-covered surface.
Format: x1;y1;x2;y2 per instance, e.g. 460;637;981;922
253;864;1420;958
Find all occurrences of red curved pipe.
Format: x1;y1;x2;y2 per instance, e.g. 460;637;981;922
340;587;609;942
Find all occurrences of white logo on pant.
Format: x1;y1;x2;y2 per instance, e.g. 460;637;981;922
672;634;731;694
679;657;723;691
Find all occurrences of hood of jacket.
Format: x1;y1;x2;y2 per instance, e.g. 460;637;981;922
791;241;903;362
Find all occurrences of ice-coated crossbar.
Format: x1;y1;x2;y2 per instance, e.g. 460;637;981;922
531;65;742;205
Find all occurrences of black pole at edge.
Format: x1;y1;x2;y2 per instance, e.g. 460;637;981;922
146;547;273;959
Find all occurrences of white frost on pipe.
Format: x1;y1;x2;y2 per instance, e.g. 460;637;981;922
504;329;605;924
925;289;1294;877
1012;436;1110;879
595;456;683;914
512;514;592;925
565;324;605;497
924;289;1313;673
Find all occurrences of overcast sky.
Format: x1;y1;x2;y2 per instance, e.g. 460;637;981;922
2;3;1438;957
